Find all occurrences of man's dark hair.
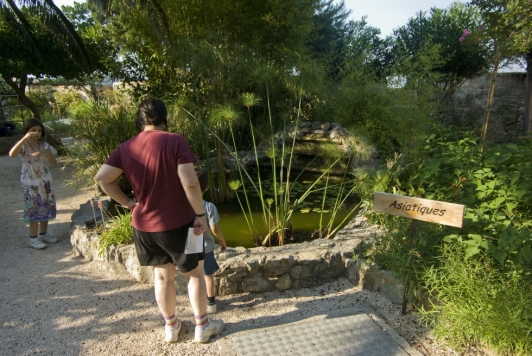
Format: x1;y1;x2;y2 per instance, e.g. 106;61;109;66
135;98;168;132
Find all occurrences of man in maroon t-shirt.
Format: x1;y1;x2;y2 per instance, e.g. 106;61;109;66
95;98;224;344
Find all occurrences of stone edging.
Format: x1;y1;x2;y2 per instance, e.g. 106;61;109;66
70;200;405;303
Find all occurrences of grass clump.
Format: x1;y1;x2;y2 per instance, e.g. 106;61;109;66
419;244;532;356
97;209;133;258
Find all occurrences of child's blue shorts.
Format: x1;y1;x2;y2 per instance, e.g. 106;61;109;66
204;251;220;275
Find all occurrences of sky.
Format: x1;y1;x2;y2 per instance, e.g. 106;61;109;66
341;0;462;37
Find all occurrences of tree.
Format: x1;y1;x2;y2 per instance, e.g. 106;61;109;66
0;0;93;119
466;0;532;142
510;1;532;134
59;1;118;99
340;17;394;82
90;0;326;111
307;0;351;79
393;2;491;103
471;0;532;133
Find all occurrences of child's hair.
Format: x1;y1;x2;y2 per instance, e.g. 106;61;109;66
198;172;209;192
135;97;168;132
24;118;46;138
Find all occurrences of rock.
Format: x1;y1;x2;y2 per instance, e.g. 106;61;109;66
364;268;405;305
275;274;292;289
310;129;326;135
345;258;368;287
290;265;312;279
242;274;270;292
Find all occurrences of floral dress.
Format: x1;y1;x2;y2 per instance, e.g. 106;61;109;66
19;142;56;222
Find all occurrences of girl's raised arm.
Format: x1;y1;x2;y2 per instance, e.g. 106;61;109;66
8;133;30;157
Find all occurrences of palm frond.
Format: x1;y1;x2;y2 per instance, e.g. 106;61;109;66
1;2;43;62
1;0;93;71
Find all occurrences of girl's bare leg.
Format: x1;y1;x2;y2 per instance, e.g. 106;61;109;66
204;274;216;298
29;221;38;237
39;220;49;234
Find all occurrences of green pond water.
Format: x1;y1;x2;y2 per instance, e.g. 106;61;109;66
216;206;359;248
209;174;360;248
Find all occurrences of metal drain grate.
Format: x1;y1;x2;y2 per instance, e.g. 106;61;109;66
231;313;409;356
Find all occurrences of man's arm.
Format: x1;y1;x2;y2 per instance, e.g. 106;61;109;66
178;162;207;235
94;164;137;209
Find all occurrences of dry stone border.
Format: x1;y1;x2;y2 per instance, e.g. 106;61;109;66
70;200;405;305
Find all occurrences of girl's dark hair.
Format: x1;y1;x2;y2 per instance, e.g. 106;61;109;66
24;118;46;138
135;98;168;132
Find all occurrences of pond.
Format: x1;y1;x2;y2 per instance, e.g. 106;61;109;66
210;173;361;248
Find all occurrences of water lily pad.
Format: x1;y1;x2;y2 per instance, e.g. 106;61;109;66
313;208;330;213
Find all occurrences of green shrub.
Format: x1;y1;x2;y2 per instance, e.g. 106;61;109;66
53;91;84;118
67;91;137;191
368;128;532;275
420;244;532;355
28;88;54;112
97;209;133;257
41;111;72;136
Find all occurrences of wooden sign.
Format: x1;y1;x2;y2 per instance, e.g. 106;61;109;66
373;192;465;228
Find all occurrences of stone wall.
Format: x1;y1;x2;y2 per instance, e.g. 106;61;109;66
448;72;526;142
70;200;405;303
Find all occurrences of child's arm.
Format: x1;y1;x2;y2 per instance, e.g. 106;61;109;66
210;224;227;251
43;146;57;166
8;132;31;157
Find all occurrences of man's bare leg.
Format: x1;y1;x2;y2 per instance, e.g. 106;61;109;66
154;263;177;317
183;261;207;316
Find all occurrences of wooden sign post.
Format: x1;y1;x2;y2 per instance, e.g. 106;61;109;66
373;192;465;228
373;192;465;314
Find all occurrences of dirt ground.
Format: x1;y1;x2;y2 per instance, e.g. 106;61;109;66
0;152;481;356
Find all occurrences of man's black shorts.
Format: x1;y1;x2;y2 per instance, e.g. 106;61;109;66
132;222;204;273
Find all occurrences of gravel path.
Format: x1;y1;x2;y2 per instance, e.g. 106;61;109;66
0;152;478;356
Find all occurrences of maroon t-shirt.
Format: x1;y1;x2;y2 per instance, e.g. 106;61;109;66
105;130;197;232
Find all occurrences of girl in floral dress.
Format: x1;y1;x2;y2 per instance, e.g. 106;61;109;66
9;119;58;249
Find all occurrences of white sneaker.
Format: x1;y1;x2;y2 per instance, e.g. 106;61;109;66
28;237;47;249
207;303;217;314
165;320;181;343
194;319;224;343
38;232;58;244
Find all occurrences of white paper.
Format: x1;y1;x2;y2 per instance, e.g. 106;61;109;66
185;228;203;254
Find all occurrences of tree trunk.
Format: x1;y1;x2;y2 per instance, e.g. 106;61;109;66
481;45;500;143
523;50;532;134
3;75;40;120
